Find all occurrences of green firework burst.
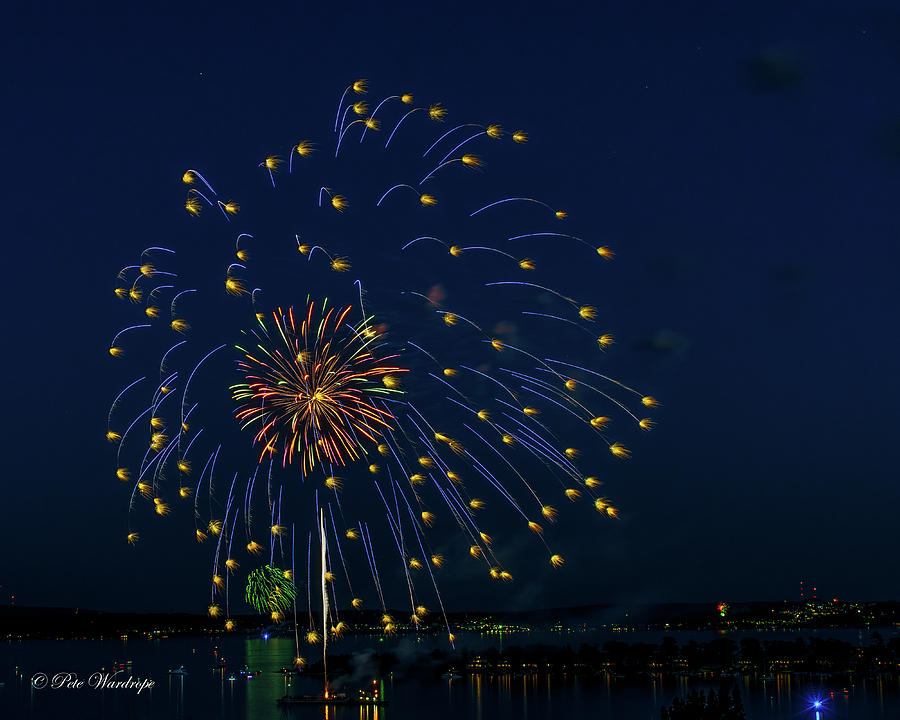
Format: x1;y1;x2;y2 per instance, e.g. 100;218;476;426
245;565;296;614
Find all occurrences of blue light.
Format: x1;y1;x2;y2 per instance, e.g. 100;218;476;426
806;694;827;714
263;633;269;640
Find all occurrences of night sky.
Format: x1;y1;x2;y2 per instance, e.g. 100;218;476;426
3;1;899;614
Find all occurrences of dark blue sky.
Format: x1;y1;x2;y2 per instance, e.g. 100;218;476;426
2;1;899;613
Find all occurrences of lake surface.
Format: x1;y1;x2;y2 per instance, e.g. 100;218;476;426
1;633;898;719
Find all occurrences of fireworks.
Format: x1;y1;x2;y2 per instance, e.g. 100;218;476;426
245;565;297;616
232;302;405;473
107;79;660;647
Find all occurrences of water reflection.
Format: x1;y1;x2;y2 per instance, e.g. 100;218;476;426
167;673;185;719
2;636;899;719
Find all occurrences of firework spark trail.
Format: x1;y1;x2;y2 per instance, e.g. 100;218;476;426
384;507;416;613
501;369;594;422
243;466;260;540
291;524;300;665
385;107;420;148
319;508;329;691
402;495;454;643
117;404;156;468
179;426;203;463
494;407;580;477
306;531;313;630
327;504;354;595
212;474;238;606
107;377;146;429
543;359;647;403
159;342;186;375
194;446;220;531
435;131;486;166
361;522;385;610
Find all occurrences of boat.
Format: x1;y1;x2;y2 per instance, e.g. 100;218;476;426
168;667;188;676
441;672;462;680
278;693;388;706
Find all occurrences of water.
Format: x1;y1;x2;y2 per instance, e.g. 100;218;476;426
1;635;898;719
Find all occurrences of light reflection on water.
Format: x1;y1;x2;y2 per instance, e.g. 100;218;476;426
0;635;897;719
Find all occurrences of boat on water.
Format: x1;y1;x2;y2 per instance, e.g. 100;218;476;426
278;693;388;706
168;667;188;676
